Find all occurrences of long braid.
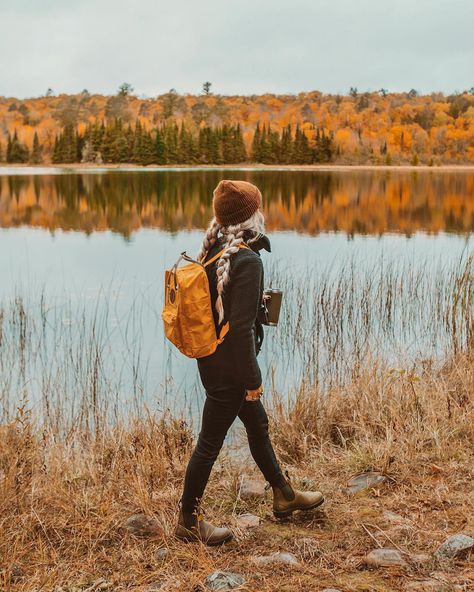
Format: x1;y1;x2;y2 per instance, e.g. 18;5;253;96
197;209;266;324
215;225;245;324
197;217;221;263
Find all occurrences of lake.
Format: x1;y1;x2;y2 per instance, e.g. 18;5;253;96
1;167;474;424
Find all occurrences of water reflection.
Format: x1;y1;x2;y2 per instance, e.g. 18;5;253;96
1;169;473;237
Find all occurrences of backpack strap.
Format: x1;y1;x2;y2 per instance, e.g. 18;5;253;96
203;242;250;268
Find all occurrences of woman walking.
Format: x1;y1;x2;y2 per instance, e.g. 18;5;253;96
175;179;324;546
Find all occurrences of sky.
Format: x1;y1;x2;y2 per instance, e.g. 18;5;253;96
0;0;473;99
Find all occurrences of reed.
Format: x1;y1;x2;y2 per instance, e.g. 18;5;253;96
1;254;473;590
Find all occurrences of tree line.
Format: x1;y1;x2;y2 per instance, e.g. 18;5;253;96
2;119;335;166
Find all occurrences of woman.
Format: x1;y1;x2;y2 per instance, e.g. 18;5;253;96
175;179;324;546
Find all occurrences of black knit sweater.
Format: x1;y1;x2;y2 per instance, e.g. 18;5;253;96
196;232;271;392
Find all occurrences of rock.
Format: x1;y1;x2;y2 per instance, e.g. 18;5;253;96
408;553;431;566
234;512;260;529
346;471;387;495
434;533;474;560
364;548;408;568
238;476;266;500
123;513;162;538
251;551;301;568
154;547;169;561
204;571;245;590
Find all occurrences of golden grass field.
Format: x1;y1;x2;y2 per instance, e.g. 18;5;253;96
1;352;473;591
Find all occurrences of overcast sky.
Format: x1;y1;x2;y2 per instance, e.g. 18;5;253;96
1;0;472;98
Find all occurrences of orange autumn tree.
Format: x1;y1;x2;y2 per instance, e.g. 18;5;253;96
0;87;473;165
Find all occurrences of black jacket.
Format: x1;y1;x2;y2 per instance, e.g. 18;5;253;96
197;232;271;392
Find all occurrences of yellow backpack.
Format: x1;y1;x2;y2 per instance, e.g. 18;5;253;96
161;244;249;358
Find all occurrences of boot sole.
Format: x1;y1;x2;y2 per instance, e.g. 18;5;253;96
273;496;325;519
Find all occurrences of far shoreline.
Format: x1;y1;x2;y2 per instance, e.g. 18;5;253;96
1;163;474;174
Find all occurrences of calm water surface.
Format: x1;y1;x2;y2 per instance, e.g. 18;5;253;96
1;168;473;419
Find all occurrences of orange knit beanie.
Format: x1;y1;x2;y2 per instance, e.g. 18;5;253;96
212;180;262;226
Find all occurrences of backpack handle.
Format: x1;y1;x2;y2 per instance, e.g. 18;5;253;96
167;243;250;290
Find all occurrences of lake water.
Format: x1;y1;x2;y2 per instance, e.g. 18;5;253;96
1;167;473;422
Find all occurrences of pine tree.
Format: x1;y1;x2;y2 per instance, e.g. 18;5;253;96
268;127;280;163
6;133;12;162
233;124;246;162
7;130;29;163
155;128;166;164
280;125;293;164
251;124;262;162
29;132;43;164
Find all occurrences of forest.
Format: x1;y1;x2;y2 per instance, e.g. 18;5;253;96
0;85;473;165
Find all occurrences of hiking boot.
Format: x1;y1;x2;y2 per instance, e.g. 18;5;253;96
272;473;324;519
174;509;233;546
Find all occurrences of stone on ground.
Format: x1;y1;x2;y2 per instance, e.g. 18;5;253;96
123;513;162;538
204;571;245;590
154;546;169;561
364;548;407;568
346;471;387;494
434;533;474;560
234;512;260;529
251;551;301;568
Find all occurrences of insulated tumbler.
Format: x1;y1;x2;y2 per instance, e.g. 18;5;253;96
262;289;283;326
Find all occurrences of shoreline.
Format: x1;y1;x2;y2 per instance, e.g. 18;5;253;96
1;163;474;173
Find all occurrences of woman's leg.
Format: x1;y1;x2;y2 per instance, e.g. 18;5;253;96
237;399;284;485
181;385;246;514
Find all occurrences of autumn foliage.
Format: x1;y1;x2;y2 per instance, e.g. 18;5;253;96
1;88;474;165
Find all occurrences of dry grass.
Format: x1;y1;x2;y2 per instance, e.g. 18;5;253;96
1;354;473;591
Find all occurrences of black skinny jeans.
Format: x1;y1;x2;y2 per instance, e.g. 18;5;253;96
180;384;283;514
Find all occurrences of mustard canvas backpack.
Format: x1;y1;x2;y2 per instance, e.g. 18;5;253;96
161;243;249;358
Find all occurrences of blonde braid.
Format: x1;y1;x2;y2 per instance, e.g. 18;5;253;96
215;225;245;324
197;216;221;263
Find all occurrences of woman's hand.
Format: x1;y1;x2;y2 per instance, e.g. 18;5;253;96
245;384;264;401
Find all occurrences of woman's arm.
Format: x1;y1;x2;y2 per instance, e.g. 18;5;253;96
227;254;263;390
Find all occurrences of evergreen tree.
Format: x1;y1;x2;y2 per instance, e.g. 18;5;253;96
51;124;77;163
268;127;281;163
293;125;311;164
7;130;29;163
29;132;43;164
233;124;246;162
280;125;293;164
251;124;262;162
6;133;12;162
154;127;166;164
259;125;271;163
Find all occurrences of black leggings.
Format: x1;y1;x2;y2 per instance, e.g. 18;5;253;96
180;384;283;513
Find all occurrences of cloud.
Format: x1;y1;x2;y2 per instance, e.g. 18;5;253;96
0;0;472;98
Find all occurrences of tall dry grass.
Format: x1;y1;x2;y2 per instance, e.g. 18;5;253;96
1;254;474;590
1;353;473;590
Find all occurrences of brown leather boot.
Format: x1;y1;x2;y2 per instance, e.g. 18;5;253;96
272;473;324;519
174;509;233;546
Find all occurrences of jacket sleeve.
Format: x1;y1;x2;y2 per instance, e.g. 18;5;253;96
227;254;263;390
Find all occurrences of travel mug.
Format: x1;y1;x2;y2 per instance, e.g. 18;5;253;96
262;289;283;326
